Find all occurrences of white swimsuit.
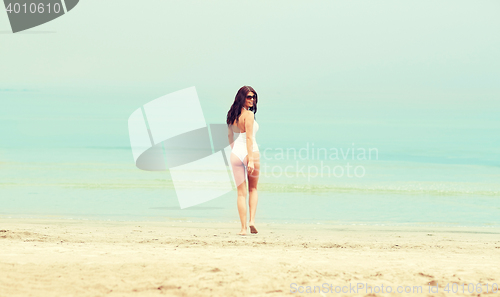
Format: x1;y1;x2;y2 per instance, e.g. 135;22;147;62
231;120;259;163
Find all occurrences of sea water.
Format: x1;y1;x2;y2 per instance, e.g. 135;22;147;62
1;89;499;227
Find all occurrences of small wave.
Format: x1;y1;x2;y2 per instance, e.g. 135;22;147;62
1;179;498;196
258;182;500;196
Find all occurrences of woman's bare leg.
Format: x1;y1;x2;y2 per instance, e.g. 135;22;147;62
231;154;247;235
236;180;247;235
247;152;260;232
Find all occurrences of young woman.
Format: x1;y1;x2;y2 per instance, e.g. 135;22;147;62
226;86;260;235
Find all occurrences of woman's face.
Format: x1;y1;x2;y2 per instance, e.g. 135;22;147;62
244;91;255;109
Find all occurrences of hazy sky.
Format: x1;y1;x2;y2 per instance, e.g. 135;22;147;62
1;0;499;91
1;1;499;152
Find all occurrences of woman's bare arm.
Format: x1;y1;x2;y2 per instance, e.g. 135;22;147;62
244;111;254;163
228;125;234;149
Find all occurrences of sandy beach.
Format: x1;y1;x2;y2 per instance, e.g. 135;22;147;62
0;218;499;296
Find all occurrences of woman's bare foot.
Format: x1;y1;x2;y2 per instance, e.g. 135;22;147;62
249;222;258;234
238;226;247;235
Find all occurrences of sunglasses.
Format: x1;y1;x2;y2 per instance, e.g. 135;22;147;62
246;95;256;99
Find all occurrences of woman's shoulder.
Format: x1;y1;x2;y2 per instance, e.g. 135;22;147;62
243;110;254;120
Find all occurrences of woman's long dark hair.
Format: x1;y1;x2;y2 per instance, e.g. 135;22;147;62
226;86;258;125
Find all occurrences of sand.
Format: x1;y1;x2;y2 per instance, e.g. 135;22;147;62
0;218;499;296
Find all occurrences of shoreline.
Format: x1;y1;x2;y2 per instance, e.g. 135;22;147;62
1;214;499;229
1;218;499;296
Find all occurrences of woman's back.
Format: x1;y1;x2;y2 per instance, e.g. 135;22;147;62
230;109;251;133
231;110;258;144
